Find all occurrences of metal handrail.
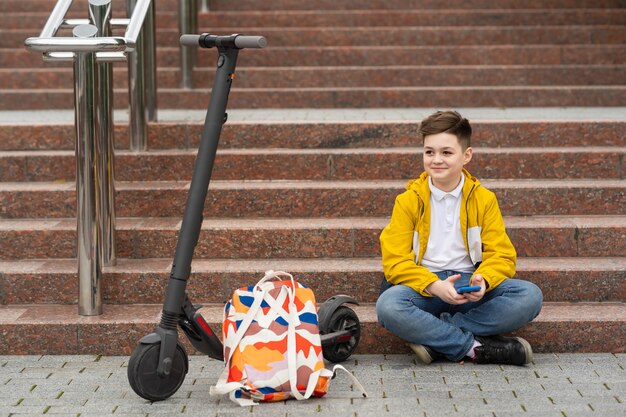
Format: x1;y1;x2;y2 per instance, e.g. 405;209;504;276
25;0;150;53
179;0;212;87
64;18;131;26
28;2;157;126
27;36;129;53
179;0;213;88
23;0;157;316
179;0;198;89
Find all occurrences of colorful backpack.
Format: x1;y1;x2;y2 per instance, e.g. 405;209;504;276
210;270;367;406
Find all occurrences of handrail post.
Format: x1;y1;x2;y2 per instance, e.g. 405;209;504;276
179;0;198;89
144;1;158;121
89;0;117;268
73;23;103;316
127;0;147;151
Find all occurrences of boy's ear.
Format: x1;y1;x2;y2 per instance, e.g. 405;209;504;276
463;147;473;165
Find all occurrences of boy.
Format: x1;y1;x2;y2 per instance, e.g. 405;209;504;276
376;110;543;365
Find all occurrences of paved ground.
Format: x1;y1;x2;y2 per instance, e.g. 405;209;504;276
1;353;624;417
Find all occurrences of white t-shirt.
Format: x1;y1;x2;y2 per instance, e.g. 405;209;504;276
421;175;476;273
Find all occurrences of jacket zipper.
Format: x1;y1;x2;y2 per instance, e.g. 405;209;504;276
465;183;478;267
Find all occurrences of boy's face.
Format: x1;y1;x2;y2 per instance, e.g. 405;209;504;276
423;132;473;192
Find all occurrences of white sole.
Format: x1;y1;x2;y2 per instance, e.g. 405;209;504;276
513;336;534;364
409;344;435;364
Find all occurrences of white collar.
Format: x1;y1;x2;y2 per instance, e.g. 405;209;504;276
428;175;465;201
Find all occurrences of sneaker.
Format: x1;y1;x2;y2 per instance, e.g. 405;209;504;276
474;335;533;366
409;344;442;364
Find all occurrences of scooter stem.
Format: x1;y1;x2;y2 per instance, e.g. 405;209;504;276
156;46;240;377
168;46;239;288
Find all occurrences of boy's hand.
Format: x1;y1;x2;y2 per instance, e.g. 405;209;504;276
461;274;487;302
426;274;469;305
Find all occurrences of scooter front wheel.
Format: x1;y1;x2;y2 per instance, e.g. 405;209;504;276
127;341;189;401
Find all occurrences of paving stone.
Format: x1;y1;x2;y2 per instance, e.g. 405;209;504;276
0;405;49;414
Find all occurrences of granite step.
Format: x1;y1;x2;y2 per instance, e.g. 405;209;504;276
8;45;626;69
8;9;626;30
2;147;624;182
3;65;625;90
0;0;185;13
2;0;624;13
1;179;624;219
1;302;624;355
1;257;623;305
2;86;626;110
1;216;624;260
9;25;626;49
2;121;624;151
204;0;626;11
144;25;626;48
195;9;626;27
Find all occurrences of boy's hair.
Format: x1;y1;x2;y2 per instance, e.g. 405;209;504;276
418;110;472;149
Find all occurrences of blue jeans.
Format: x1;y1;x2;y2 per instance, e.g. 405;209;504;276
376;271;543;361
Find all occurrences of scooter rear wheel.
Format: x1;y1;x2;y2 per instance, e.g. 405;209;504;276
127;341;189;401
322;306;361;363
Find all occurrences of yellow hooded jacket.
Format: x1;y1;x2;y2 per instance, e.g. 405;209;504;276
380;169;516;296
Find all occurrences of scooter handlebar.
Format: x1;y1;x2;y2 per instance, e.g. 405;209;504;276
235;35;267;49
179;34;202;47
180;34;267;49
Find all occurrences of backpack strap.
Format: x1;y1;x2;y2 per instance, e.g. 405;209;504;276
255;270;296;291
210;282;268;399
330;364;369;398
285;286;314;400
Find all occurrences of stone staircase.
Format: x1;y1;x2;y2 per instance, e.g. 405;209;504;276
0;0;624;355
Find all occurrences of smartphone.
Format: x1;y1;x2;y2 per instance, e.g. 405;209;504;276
457;285;481;294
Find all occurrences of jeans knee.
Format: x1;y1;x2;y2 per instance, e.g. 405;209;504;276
375;291;397;326
375;286;416;328
512;280;543;319
525;281;543;318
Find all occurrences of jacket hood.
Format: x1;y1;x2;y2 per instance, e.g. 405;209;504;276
406;169;480;194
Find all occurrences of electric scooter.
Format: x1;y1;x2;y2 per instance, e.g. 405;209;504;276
127;33;362;402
